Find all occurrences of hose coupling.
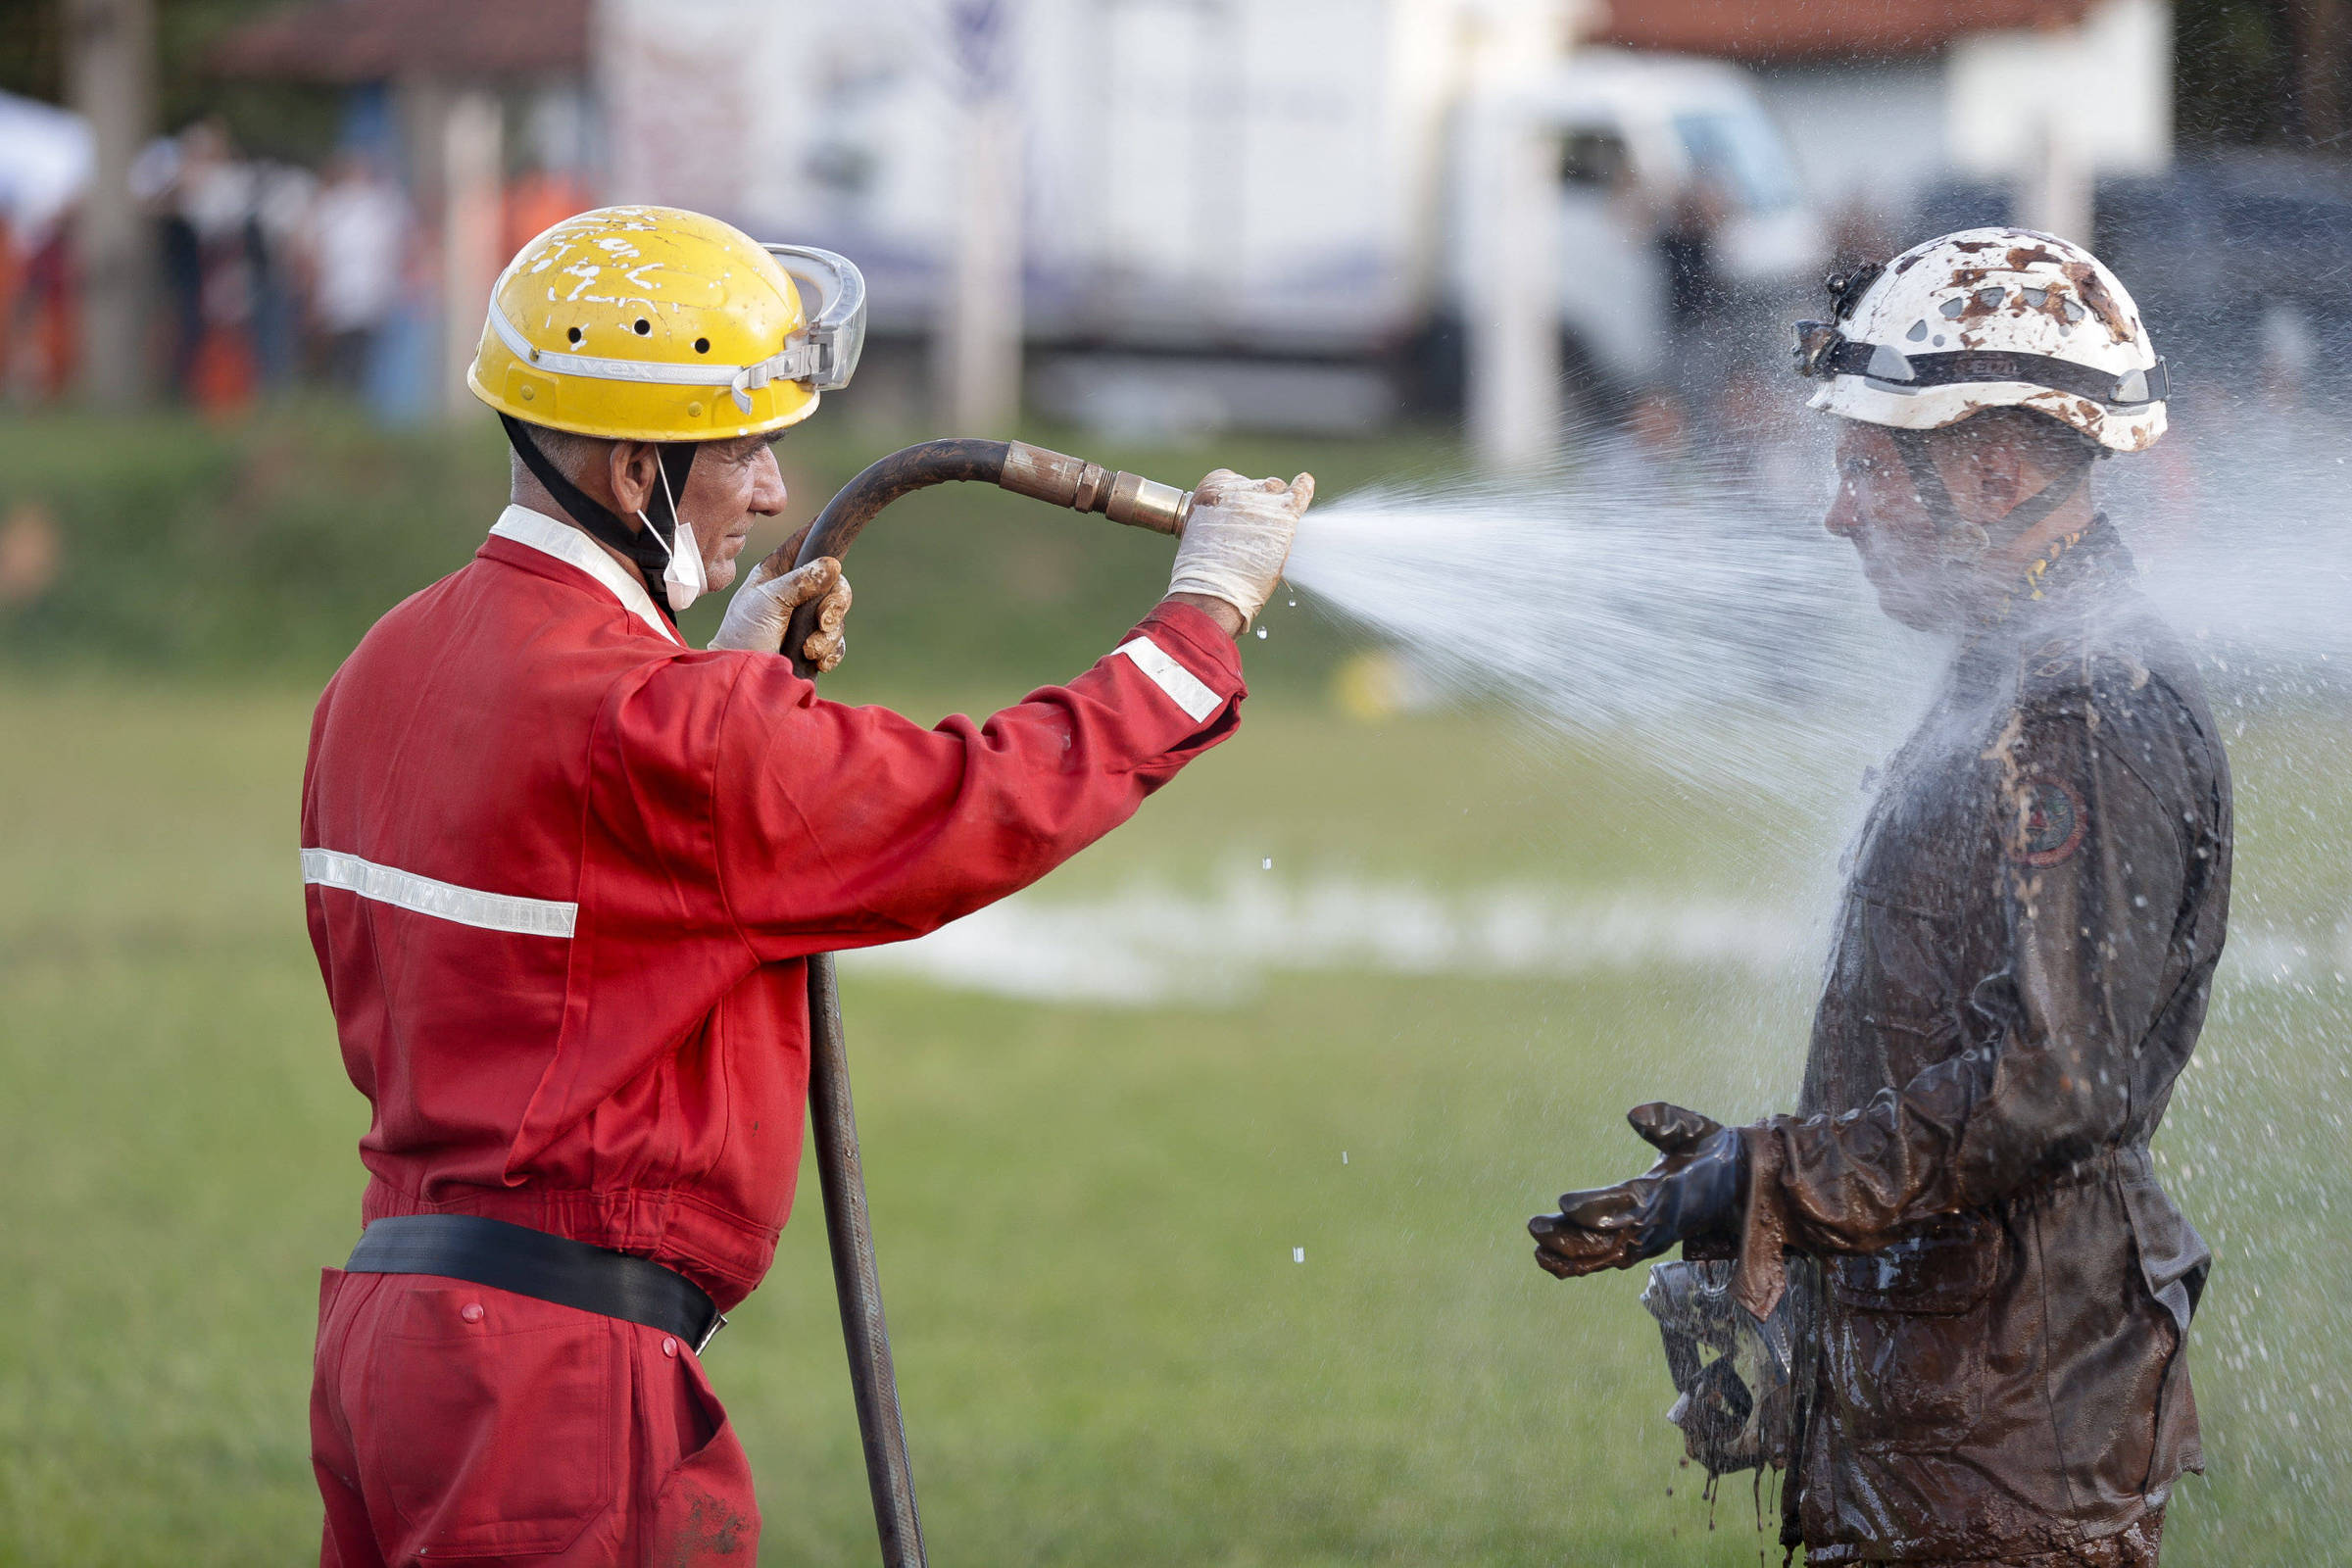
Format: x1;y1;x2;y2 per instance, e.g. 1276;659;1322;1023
999;440;1193;535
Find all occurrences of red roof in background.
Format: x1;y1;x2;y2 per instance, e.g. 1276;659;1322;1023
208;0;589;82
1595;0;2097;62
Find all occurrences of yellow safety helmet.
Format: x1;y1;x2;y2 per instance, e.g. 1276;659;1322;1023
466;205;868;444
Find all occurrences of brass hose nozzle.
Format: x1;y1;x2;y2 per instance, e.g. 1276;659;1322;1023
998;440;1194;535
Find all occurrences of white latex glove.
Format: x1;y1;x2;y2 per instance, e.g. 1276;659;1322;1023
708;531;853;668
1166;469;1314;630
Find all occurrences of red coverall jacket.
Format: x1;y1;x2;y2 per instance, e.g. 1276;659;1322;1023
302;505;1246;1565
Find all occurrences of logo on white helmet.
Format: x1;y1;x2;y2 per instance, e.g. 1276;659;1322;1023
1791;228;2168;455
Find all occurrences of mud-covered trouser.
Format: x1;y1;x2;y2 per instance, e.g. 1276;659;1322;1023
1884;1511;2164;1568
310;1268;759;1566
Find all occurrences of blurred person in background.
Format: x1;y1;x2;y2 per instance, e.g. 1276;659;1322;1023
251;157;318;394
503;159;595;260
1823;194;1898;297
1659;173;1727;339
1626;384;1690;462
0;85;89;401
144;118;267;413
299;205;1311;1565
307;153;407;393
1657;172;1739;431
13;215;75;399
1530;230;2224;1567
1714;365;1811;498
0;213;24;394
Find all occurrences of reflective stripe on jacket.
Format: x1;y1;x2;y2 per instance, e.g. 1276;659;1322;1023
302;506;1247;1310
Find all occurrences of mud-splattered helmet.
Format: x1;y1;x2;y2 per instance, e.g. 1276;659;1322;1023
1792;227;2165;455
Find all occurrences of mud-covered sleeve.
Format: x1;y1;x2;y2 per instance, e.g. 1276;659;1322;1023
1728;697;2193;1316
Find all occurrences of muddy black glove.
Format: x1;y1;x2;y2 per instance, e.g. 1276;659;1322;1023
1528;1102;1746;1279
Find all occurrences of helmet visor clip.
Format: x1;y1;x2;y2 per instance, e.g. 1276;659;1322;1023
1793;320;1843;380
1825;260;1885;320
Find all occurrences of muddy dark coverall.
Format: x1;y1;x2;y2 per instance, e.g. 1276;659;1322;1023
1727;519;2230;1564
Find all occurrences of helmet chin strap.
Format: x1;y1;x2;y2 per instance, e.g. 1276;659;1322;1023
1884;425;2091;563
500;414;700;624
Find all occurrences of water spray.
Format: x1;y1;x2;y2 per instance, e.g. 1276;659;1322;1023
786;415;2352;1564
782;438;1221;1568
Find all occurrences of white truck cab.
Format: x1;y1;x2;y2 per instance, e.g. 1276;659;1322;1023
1481;49;1826;394
601;3;1825;427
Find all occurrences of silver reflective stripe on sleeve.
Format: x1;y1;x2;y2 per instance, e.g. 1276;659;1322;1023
1113;636;1221;722
301;849;578;939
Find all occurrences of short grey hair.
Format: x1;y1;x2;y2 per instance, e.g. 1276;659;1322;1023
508;421;611;491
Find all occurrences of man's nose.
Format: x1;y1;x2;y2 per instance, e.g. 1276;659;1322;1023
1824;481;1862;540
751;447;788;515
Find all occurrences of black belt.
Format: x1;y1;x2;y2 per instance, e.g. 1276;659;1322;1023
344;1214;726;1352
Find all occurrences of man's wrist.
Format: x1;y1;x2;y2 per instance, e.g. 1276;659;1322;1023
1164;593;1247;640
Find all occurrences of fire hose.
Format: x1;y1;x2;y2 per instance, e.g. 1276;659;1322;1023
781;439;1198;1568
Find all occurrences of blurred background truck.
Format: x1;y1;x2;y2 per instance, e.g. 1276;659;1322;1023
10;0;2341;447
1442;48;1825;411
598;0;1828;435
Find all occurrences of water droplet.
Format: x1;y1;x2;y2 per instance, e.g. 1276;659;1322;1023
1262;858;1273;870
1254;625;1268;640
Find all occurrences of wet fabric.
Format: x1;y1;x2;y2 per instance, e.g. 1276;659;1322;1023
1867;1508;2162;1567
1641;1257;1795;1475
1729;519;2229;1562
312;1268;759;1566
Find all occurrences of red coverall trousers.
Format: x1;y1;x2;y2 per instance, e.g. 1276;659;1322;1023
311;1272;755;1565
302;508;1246;1564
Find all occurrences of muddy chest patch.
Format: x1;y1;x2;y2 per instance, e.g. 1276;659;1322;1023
2011;776;2086;865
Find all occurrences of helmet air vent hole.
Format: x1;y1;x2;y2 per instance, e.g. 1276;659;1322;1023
634;318;651;335
1906;320;1928;342
695;337;710;354
1976;287;2004;309
566;326;582;344
1939;298;1966;319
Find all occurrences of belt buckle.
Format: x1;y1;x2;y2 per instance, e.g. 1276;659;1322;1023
695;1311;728;1356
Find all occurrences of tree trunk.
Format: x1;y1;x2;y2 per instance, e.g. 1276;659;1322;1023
2300;0;2351;149
66;0;155;410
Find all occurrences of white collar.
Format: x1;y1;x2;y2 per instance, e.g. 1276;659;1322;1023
490;505;683;646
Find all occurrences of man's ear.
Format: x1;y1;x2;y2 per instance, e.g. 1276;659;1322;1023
1938;422;2023;515
1987;435;2032;512
607;441;660;523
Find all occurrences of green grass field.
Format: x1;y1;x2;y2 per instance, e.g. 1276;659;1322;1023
4;414;2351;1561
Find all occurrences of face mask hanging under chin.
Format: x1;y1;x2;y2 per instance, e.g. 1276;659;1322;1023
643;461;708;612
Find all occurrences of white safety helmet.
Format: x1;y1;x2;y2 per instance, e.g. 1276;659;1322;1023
1793;227;2167;455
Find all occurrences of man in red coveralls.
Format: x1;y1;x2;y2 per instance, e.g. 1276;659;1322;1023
301;206;1312;1565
